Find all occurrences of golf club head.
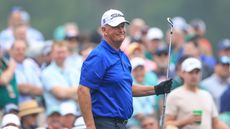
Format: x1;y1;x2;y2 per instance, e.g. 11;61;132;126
167;17;173;28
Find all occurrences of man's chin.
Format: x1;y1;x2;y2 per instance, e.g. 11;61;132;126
115;39;125;44
190;83;199;87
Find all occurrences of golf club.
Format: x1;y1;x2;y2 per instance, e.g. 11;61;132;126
159;17;173;129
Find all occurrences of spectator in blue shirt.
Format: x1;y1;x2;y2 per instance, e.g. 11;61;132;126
41;41;79;116
77;9;172;129
10;40;43;103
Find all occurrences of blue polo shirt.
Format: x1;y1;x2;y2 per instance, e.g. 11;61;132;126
80;40;133;119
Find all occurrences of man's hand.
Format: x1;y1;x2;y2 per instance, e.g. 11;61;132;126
184;114;201;125
166;113;201;128
155;79;172;95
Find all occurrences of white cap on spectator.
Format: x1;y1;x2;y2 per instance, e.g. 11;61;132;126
101;9;129;27
42;40;53;56
26;43;44;58
2;126;20;129
60;102;77;116
181;57;201;72
172;16;188;31
73;116;86;129
4;103;19;114
146;27;163;40
1;114;20;127
46;106;60;116
131;57;145;70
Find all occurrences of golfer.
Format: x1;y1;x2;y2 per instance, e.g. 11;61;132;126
77;9;173;129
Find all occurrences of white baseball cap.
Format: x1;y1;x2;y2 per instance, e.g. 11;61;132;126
2;126;20;129
60;102;77;116
73;116;86;129
146;27;163;40
131;57;145;70
181;57;202;72
101;9;129;27
1;114;20;127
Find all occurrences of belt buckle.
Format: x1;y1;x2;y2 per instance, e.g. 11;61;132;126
123;120;128;124
114;118;128;124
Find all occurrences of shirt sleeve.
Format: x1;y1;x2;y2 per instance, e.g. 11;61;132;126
80;53;106;89
210;94;219;118
166;92;178;116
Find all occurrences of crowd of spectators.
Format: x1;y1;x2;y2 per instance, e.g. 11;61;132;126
0;7;229;129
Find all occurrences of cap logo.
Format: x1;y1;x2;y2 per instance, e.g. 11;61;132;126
111;13;124;20
103;19;106;24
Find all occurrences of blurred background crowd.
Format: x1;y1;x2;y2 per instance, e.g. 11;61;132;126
0;4;230;129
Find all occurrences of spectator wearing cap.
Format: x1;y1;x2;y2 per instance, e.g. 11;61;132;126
126;42;157;72
64;24;81;53
19;100;44;129
120;18;147;52
26;43;45;66
53;22;79;41
152;46;172;81
201;56;230;111
189;19;213;56
42;106;62;129
218;38;230;57
10;40;43;103
64;29;83;86
1;113;21;129
140;116;159;129
128;18;146;43
166;28;184;66
144;27;164;60
0;7;44;55
171;16;188;34
171;55;191;89
0;53;18;110
3;103;19;115
127;57;158;128
39;40;53;69
60;102;77;129
166;57;229;129
41;41;79;117
182;40;215;79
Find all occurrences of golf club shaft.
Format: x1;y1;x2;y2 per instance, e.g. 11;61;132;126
160;18;173;129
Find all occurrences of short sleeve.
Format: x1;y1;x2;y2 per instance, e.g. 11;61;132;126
166;92;178;116
211;95;219;118
80;54;106;89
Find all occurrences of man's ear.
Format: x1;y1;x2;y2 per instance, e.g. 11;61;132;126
101;26;106;35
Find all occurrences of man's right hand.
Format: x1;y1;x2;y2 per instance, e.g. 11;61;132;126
184;114;201;125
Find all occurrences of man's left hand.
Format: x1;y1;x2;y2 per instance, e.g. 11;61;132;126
155;79;172;95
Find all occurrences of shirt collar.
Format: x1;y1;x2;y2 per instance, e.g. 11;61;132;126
50;61;64;73
101;40;121;54
212;74;228;85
